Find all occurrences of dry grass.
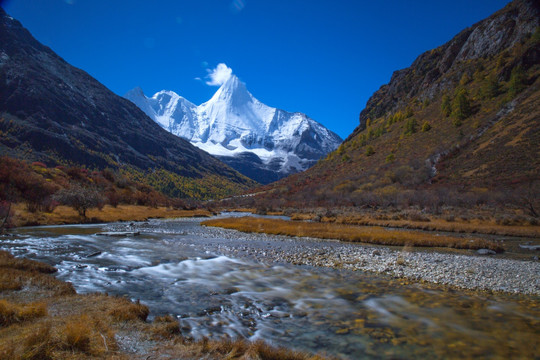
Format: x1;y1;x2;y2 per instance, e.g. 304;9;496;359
290;212;540;238
108;300;149;322
59;314;117;356
202;217;504;252
0;252;125;359
0;299;47;326
9;203;213;227
157;337;328;360
17;323;54;360
62;315;92;353
0;268;75;296
0;251;74;295
152;315;181;338
0;251;57;274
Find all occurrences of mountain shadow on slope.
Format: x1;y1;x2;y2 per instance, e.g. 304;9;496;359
0;7;255;199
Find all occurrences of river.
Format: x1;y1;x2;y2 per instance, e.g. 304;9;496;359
2;214;539;359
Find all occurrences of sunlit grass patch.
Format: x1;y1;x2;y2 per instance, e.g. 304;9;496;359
202;217;504;252
0;267;75;295
108;300;149;322
156;337;329;360
62;315;92;353
331;214;540;238
0;251;57;274
0;299;47;326
10;203;213;227
289;211;540;238
60;314;117;355
152;315;181;338
18;323;54;360
0;251;75;295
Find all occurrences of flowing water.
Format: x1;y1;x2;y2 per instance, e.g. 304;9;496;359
2;216;539;359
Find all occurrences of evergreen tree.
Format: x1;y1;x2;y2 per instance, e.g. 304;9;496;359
365;146;375;156
451;88;471;121
481;74;500;99
459;72;471;86
403;118;417;136
508;66;526;98
441;94;451;117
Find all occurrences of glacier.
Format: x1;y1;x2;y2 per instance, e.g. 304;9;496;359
125;75;342;184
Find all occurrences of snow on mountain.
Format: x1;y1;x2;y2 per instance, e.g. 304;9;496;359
125;75;342;183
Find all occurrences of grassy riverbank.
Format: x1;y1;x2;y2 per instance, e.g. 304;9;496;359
288;211;540;238
202;217;505;252
7;203;214;228
0;250;325;359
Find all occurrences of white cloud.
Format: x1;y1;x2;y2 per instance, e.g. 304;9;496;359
230;0;245;13
206;63;233;86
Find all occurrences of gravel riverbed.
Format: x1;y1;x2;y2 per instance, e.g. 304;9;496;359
150;218;540;296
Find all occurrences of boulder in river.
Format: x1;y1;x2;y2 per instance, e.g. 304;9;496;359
477;249;496;255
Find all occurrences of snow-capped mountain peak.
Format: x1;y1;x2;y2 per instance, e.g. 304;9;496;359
210;75;251;103
125;77;342;184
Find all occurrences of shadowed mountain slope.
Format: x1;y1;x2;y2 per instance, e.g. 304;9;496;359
0;7;255;199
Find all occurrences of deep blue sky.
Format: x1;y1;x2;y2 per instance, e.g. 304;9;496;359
3;0;510;138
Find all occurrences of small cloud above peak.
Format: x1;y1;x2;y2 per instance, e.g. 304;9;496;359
206;63;233;86
230;0;246;13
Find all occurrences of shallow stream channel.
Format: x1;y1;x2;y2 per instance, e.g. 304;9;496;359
2;213;539;359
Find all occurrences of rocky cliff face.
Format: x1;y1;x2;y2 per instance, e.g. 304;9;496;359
349;0;539;140
0;8;254;199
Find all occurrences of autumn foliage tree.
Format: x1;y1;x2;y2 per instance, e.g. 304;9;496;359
0;157;57;212
53;185;105;218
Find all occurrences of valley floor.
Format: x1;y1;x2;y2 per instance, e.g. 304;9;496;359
1;216;538;358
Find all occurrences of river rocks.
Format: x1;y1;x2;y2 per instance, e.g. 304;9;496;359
519;244;540;251
173;218;540;296
121;217;540;296
96;231;140;237
477;249;496;255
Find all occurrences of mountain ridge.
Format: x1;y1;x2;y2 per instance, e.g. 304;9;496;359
349;0;539;140
0;7;255;200
244;0;540;211
125;75;342;184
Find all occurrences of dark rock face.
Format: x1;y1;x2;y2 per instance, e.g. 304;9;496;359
0;8;251;190
350;0;540;138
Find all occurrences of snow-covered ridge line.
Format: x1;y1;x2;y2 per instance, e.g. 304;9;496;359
125;75;342;184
